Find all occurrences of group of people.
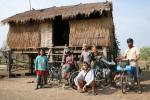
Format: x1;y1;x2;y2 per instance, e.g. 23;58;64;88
34;38;142;94
61;44;101;95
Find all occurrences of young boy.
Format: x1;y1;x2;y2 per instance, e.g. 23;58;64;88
74;61;97;95
80;44;92;65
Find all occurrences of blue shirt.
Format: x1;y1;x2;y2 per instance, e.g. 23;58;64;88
35;55;49;71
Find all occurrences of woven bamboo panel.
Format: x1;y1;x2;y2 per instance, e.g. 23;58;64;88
7;23;40;49
40;22;53;47
69;18;114;47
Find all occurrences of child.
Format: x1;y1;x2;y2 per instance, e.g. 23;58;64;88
35;49;48;89
80;44;92;65
74;61;97;95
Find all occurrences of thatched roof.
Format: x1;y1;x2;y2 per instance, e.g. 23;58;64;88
1;2;112;24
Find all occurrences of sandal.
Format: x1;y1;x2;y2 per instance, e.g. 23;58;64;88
138;88;142;94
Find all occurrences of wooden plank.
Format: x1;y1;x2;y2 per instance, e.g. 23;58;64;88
48;61;63;63
8;50;12;78
47;54;64;56
48;46;66;49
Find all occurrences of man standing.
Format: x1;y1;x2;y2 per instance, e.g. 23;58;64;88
124;38;142;93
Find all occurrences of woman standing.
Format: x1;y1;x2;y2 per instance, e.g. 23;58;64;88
35;49;48;89
62;48;75;80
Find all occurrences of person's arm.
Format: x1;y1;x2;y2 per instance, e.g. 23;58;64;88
45;56;49;71
69;54;75;64
116;50;127;61
79;52;83;62
90;52;95;61
135;48;140;61
75;71;83;86
85;70;95;86
101;58;110;64
62;55;66;64
35;56;38;71
123;49;128;59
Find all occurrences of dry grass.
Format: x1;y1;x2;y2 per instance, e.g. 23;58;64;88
1;2;112;24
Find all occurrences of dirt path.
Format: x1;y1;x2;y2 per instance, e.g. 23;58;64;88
0;64;150;100
0;71;150;100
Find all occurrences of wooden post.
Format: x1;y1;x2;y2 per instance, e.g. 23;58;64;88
8;50;12;78
49;48;53;63
29;54;34;75
31;56;34;74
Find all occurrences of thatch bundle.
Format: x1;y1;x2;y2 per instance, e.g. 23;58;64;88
69;18;114;47
1;1;115;49
1;2;112;24
7;23;40;49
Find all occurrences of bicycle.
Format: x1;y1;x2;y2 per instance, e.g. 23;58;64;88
115;59;135;94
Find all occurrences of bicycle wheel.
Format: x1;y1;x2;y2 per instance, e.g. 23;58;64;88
57;68;62;83
69;71;79;90
121;75;126;94
95;71;112;88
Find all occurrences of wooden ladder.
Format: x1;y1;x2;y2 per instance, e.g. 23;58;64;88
47;45;67;66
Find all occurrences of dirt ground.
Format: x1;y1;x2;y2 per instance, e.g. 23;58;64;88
0;65;150;100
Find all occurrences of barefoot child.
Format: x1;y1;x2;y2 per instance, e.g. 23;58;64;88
74;61;97;95
35;49;48;89
80;44;92;65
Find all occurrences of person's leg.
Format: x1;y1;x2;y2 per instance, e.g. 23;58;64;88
77;80;84;92
36;75;41;89
132;66;141;93
136;67;142;93
90;80;97;94
40;75;44;88
44;72;48;85
62;64;67;79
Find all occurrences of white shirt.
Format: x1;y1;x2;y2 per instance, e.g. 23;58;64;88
74;69;94;86
124;46;140;67
81;51;91;64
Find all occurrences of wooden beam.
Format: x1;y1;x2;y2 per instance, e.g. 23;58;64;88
7;50;12;78
28;54;35;75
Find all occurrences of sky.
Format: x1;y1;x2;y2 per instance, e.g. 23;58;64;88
0;0;150;52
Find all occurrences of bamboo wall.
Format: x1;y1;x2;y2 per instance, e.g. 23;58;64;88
40;22;53;47
7;23;40;49
69;18;114;47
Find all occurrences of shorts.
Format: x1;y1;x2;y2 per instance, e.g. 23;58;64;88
131;66;140;80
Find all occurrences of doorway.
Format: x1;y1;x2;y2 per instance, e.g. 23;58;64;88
52;16;70;46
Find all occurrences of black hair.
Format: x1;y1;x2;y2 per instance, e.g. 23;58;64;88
127;38;134;43
92;45;97;49
83;61;89;66
39;49;46;56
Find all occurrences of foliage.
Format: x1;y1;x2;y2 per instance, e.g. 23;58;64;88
110;33;120;59
0;41;8;59
140;47;150;61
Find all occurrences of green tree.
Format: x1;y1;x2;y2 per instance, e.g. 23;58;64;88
140;47;150;61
